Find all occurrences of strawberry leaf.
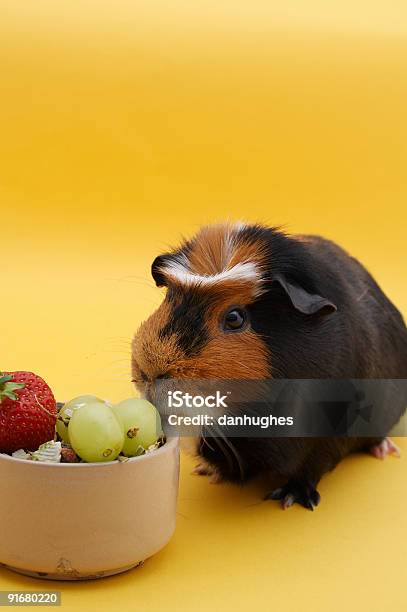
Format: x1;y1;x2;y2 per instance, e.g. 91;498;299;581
0;374;25;403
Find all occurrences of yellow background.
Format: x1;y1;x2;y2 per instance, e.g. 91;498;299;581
1;2;406;611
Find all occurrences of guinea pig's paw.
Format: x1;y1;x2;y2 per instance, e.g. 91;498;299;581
191;462;224;484
369;437;401;460
265;479;321;511
191;462;214;477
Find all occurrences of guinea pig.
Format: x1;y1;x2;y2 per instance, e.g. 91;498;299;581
131;222;407;510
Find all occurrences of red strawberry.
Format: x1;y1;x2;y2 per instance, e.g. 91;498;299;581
0;371;57;453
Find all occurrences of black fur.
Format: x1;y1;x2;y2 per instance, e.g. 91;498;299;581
199;228;407;509
160;287;210;356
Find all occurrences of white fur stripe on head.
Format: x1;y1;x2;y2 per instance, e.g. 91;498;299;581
161;261;261;287
156;221;266;295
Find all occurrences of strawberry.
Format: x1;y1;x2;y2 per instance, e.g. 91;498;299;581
0;371;57;453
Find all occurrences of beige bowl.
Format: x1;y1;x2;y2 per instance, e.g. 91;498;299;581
0;437;179;580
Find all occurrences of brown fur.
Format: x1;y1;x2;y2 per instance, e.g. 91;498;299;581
228;236;268;271
132;284;269;382
182;222;268;277
187;223;234;275
131;301;184;381
185;332;269;380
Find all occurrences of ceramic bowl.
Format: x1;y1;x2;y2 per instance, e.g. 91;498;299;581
0;437;179;580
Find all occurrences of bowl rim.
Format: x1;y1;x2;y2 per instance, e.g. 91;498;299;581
0;436;179;469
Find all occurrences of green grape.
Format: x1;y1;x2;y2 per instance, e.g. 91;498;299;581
112;398;162;457
57;395;106;444
68;402;124;462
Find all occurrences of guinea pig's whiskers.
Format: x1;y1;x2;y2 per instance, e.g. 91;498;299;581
108;275;156;289
209;421;245;482
200;436;216;453
209;428;234;473
202;429;235;475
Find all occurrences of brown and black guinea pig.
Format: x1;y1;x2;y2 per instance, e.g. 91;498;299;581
132;222;407;510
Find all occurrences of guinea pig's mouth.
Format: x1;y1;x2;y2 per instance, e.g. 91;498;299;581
135;378;174;412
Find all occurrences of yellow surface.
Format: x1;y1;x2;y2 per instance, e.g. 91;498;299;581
1;2;406;611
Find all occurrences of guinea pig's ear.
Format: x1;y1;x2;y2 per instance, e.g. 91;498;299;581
151;254;171;287
271;273;337;316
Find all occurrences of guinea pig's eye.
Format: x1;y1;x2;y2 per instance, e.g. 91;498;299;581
223;308;247;332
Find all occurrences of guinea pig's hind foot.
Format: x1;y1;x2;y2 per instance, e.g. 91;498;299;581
369;437;401;460
265;479;321;511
